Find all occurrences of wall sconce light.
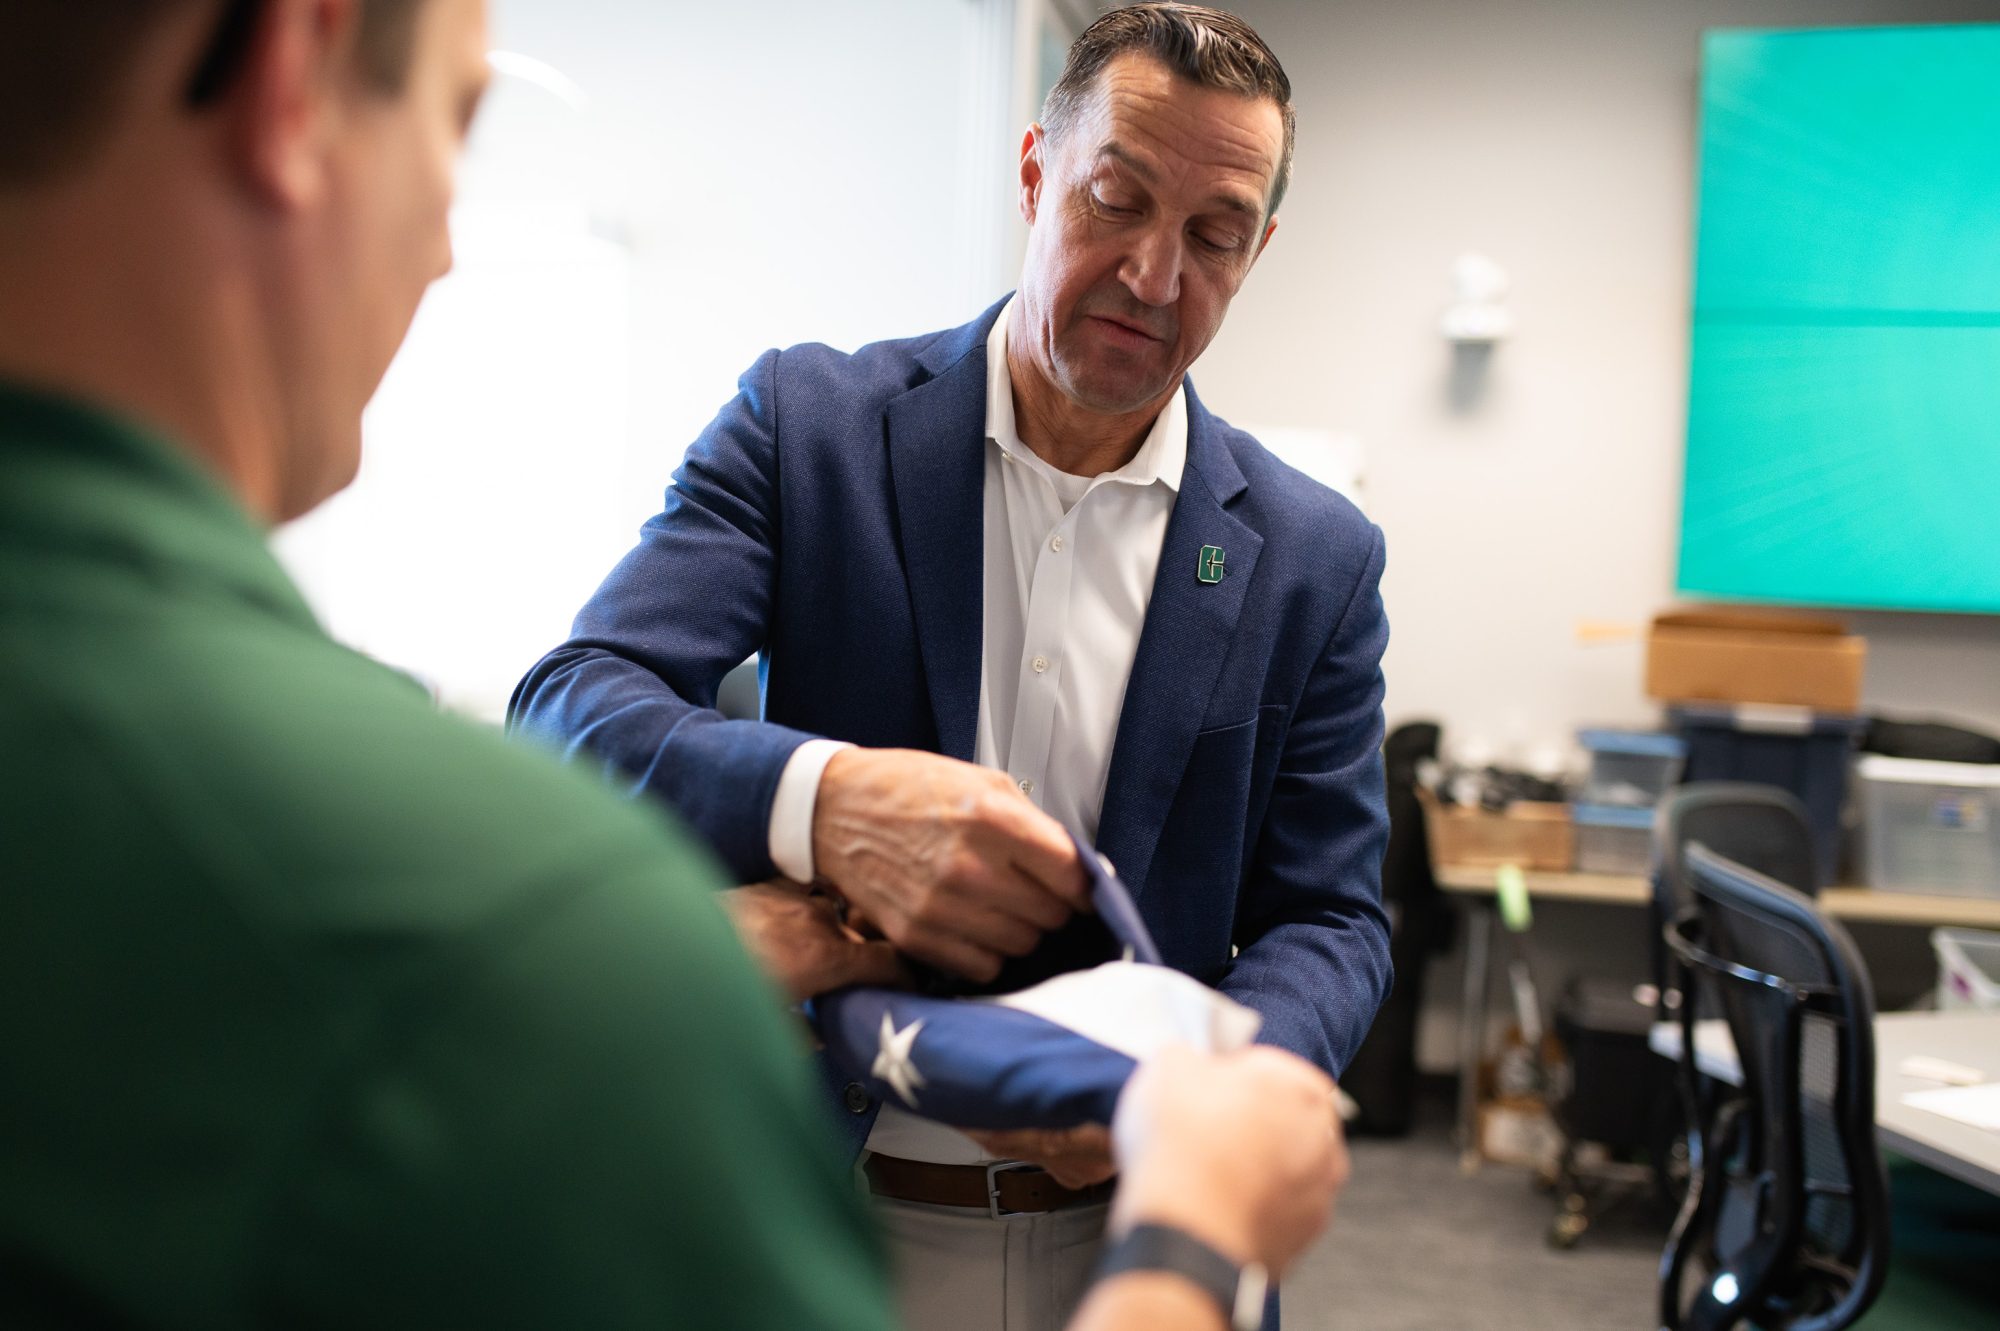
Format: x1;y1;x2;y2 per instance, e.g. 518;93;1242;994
1440;252;1513;344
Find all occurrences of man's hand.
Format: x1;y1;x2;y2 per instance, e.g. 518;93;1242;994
811;748;1088;982
962;1125;1115;1190
1111;1045;1349;1278
721;880;906;1003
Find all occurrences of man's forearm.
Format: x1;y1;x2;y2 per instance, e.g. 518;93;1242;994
510;642;818;880
1218;915;1393;1078
508;347;811;881
1068;1273;1227;1331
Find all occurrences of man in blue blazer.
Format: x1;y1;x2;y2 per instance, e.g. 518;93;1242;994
513;6;1388;1328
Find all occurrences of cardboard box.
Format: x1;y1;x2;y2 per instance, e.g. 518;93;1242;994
1478;1096;1563;1171
1645;607;1865;712
1420;790;1574;872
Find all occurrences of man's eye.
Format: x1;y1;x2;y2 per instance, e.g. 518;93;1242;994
1093;194;1137;216
1197;231;1244;253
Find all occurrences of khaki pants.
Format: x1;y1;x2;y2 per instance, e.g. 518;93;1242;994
876;1195;1110;1331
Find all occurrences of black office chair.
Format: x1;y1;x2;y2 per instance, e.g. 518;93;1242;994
1647;785;1823;1203
1658;844;1890;1331
1544;785;1821;1247
1651;782;1821;1001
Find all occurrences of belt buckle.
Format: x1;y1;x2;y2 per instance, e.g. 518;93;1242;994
985;1160;1041;1219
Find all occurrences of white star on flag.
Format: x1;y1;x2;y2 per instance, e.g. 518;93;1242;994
872;1012;928;1108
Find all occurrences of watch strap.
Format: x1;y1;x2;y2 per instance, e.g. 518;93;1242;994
1093;1222;1269;1330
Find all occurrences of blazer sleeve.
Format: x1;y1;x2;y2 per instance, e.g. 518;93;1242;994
1217;523;1394;1078
508;349;817;882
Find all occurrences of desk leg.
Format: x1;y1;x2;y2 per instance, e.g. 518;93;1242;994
1455;901;1497;1169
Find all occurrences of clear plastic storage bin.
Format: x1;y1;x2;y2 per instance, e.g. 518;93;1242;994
1572;803;1655;876
1578;729;1686;808
1931;927;2000;1010
1858;756;2000;899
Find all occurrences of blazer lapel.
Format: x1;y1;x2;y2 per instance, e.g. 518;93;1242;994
884;311;1002;763
1096;394;1263;898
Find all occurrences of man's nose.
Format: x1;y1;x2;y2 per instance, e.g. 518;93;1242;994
1119;224;1182;308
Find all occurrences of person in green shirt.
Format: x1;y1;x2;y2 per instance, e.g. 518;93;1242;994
0;3;1349;1329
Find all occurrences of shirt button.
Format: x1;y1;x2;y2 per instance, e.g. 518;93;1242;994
1050;534;1064;552
1019;778;1035;797
1032;655;1049;674
843;1082;870;1114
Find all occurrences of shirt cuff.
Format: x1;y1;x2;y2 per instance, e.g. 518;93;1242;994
768;739;853;883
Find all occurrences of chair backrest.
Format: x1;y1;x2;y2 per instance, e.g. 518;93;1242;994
1651;783;1821;998
1659;845;1889;1331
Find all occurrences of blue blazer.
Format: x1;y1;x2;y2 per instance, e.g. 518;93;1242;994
511;299;1393;1144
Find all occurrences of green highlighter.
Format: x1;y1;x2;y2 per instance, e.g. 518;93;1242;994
1495;863;1533;933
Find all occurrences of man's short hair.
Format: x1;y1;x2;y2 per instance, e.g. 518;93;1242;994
0;0;426;188
1040;2;1296;218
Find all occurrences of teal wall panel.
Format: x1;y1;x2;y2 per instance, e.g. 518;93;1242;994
1678;25;2000;614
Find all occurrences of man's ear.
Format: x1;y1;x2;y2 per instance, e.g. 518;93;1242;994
227;0;362;210
1018;124;1046;226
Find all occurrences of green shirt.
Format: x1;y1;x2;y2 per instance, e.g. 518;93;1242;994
0;382;895;1330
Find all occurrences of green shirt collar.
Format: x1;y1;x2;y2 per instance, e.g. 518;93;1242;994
0;378;322;633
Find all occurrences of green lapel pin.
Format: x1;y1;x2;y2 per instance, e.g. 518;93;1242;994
1197;545;1225;584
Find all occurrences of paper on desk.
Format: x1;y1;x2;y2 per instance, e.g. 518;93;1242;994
1902;1083;2000;1132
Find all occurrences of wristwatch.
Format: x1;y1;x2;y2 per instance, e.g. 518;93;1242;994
1092;1222;1270;1330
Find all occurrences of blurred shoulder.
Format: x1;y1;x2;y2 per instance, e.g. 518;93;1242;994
38;600;718;931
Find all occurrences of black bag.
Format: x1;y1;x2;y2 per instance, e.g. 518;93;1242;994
1862;717;2000;766
1343;721;1452;1136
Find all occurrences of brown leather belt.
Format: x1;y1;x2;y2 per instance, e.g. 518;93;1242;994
863;1153;1115;1218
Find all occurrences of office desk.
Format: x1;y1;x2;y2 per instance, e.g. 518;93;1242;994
1437;863;2000;1157
1648;1012;2000;1198
1875;1012;2000;1197
1436;865;2000;928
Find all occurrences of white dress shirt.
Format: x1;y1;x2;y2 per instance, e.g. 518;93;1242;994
767;298;1185;872
972;302;1186;841
770;298;1186;1163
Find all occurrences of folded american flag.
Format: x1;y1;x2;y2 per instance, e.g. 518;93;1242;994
814;835;1261;1131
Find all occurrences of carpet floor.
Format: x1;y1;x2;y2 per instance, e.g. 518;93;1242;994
1284;1090;1673;1330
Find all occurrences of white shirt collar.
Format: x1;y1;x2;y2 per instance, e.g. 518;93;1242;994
984;295;1187;494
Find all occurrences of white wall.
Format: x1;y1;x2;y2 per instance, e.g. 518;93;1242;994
273;0;1992;1052
1190;0;2000;767
1181;0;2000;1068
279;0;1020;718
276;0;2000;766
